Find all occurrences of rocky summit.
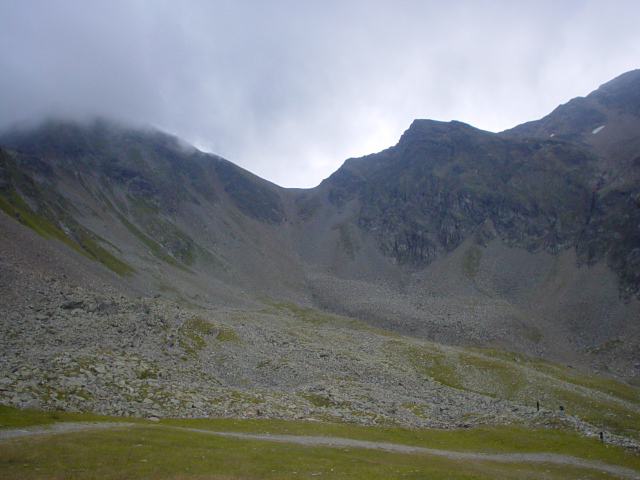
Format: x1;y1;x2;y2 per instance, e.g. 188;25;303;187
0;70;639;446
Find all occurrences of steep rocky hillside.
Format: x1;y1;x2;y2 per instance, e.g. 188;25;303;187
292;70;640;380
1;214;639;448
1;71;640;444
309;72;640;296
0;119;307;308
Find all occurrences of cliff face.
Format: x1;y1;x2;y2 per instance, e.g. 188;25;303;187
326;121;598;264
315;71;640;298
1;71;640;381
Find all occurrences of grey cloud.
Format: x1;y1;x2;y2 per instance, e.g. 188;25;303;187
1;0;639;187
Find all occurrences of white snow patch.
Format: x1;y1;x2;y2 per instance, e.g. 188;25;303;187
592;125;605;134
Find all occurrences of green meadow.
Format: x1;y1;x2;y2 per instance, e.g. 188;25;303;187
1;406;639;480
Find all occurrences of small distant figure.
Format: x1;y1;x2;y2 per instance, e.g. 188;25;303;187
536;401;540;412
559;405;564;415
600;431;604;443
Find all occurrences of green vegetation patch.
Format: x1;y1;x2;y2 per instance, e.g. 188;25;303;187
462;244;482;278
0;192;134;278
392;341;640;439
0;405;140;429
265;300;332;325
216;325;243;344
264;300;402;338
178;316;216;356
0;149;133;277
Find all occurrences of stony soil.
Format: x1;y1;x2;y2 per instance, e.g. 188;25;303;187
1;210;640;453
2;282;639;452
1;284;513;427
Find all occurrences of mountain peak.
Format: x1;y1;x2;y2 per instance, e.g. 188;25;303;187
589;68;640;117
400;119;481;140
596;68;640;93
502;69;640;139
0;117;199;161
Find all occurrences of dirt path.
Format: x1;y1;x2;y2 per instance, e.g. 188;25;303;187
2;422;639;479
0;421;136;440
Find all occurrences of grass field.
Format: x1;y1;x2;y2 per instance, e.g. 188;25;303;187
1;406;639;479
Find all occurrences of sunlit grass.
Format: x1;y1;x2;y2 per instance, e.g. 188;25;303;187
390;340;640;439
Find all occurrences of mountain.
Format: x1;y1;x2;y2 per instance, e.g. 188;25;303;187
1;71;640;445
0;119;306;307
294;70;640;376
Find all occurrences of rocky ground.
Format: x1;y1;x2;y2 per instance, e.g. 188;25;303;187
1;211;639;451
2;282;639;452
0;284;504;426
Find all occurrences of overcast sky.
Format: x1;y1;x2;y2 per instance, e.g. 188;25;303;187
1;1;639;188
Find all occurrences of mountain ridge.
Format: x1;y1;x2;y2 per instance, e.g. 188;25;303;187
1;70;639;384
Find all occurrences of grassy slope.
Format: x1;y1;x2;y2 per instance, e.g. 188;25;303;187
386;340;640;439
261;302;640;440
1;406;639;480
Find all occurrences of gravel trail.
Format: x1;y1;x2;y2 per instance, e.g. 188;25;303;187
0;422;136;440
